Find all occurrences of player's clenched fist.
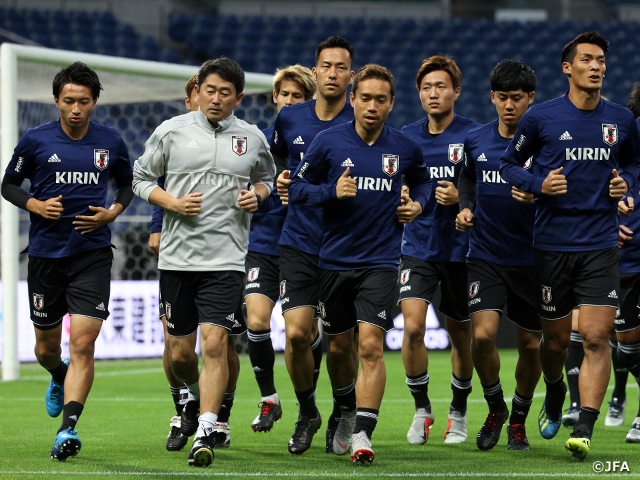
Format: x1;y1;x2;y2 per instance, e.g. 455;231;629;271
175;192;203;216
540;166;567;196
336;167;356;199
610;169;628;199
277;170;290;205
33;195;64;220
455;208;474;232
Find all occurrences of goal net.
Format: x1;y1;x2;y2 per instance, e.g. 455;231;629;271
0;44;276;379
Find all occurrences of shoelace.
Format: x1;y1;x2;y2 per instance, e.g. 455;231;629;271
259;401;275;417
510;424;526;442
483;411;503;430
291;418;311;441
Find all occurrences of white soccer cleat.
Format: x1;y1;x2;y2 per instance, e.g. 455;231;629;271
443;410;467;444
350;430;374;465
605;397;627;427
626;417;640;443
406;408;435;445
333;409;357;455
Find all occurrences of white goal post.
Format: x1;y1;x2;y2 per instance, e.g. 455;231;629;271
1;43;274;380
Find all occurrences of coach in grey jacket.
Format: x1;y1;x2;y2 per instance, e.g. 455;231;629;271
133;57;275;467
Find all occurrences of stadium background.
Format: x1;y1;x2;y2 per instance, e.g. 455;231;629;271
1;0;637;360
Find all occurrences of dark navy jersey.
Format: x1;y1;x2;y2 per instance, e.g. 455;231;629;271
620;117;640;274
289;121;431;270
248;126;287;256
272;99;354;255
500;94;640;252
462;121;535;266
401;114;479;262
5;120;132;258
149;176;165;234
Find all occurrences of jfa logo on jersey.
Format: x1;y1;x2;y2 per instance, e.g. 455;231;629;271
400;269;410;285
448;144;464;164
602;124;618;146
382;154;399;176
542;285;552;304
317;301;326;319
33;293;44;310
247;268;260;281
165;302;172;320
280;280;286;298
94;149;109;170
232;136;247;156
469;281;480;298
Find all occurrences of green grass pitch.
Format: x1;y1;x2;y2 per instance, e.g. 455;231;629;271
0;350;639;479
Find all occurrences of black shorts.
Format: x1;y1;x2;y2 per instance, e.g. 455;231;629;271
159;270;246;337
244;251;280;304
319;268;396;335
278;245;320;313
535;247;620;320
28;247;113;329
615;273;640;333
398;256;469;321
467;258;541;332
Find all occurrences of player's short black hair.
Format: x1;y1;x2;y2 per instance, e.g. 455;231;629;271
490;60;536;93
352;64;395;98
628;82;640;118
52;62;103;99
315;36;355;68
197;57;245;94
561;31;609;64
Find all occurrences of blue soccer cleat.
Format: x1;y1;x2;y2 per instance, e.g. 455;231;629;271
46;359;69;417
538;401;562;439
50;427;82;461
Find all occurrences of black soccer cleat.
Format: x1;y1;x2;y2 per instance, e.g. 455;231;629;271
477;406;509;451
166;415;188;451
507;423;530;451
188;434;215;467
288;412;322;455
251;400;282;432
325;413;340;454
180;399;199;437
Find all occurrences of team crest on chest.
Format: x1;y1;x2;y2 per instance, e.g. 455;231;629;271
33;293;44;310
469;281;480;298
232;136;247;156
94;149;109;170
382;154;399;176
400;269;410;285
602;124;618;146
247;268;260;281
448;144;464;164
542;285;552;304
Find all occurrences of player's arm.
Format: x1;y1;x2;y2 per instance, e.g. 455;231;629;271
239;133;276;213
289;139;335;206
148;176;165;256
499;111;547;195
398;147;430;223
256;153;288;213
456;144;476;231
73;140;134;234
613;118;640;199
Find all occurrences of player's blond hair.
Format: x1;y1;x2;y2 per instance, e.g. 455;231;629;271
273;64;316;100
184;73;198;98
415;55;462;91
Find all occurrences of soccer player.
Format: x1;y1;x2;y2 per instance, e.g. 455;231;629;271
399;55;479;446
272;36;356;455
1;62;133;460
500;31;640;460
245;65;316;433
148;73;243;451
613;81;640;442
132;57;275;467
289;63;431;464
456;59;541;451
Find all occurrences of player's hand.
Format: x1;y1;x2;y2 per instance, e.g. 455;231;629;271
73;205;118;233
402;185;410;197
610;169;629;199
149;232;161;256
35;195;64;220
540;167;567;196
336;167;356;199
455;208;474;232
618;196;635;218
238;189;259;213
619;224;633;248
435;180;459;206
174;192;203;216
277;170;290;205
397;197;423;223
511;186;534;204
